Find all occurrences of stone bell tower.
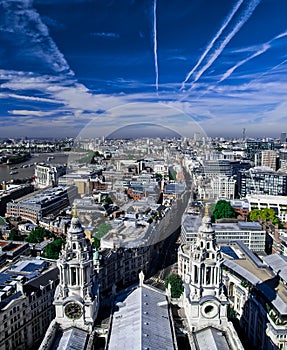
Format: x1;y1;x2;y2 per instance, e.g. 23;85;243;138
53;209;99;331
183;206;228;330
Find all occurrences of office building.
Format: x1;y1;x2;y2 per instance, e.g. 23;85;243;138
238;167;287;197
34;164;66;189
246;140;274;162
261;150;277;171
280;132;286;143
6;185;77;223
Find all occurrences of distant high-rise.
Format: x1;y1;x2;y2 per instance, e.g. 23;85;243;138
281;132;286;143
261;150;277;171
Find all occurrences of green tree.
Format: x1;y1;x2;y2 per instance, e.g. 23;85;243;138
95;222;112;239
8;228;23;241
155;173;163;181
249;208;282;226
104;196;113;205
25;227;51;243
93;236;101;250
212;200;236;221
164;274;184;298
44;238;65;259
169;170;177;181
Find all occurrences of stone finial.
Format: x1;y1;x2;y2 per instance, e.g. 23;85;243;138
139;271;145;286
73;204;77;218
204;204;210;217
166;282;172;300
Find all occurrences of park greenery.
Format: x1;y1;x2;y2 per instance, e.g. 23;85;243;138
212;200;236;221
164;273;184;298
92;222;112;250
8;228;24;241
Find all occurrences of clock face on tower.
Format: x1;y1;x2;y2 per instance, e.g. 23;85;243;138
64;302;83;319
201;302;219;319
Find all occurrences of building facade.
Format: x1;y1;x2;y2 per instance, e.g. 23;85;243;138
261;150;277;171
210;175;236;199
0;259;58;350
34;164;66;189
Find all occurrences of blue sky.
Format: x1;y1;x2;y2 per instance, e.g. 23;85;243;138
0;0;287;138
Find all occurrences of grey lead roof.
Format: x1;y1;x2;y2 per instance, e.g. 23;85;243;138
263;254;287;284
52;328;89;350
193;327;231;350
108;285;175;350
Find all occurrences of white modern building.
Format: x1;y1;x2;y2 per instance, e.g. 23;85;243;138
214;221;266;252
181;215;266;252
34;164;66;189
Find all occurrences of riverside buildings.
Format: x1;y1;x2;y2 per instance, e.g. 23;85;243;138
0;182;34;216
34;164;66;189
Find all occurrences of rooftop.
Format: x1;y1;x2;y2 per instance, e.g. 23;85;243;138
108;284;175;350
220;242;287;316
214;221;263;232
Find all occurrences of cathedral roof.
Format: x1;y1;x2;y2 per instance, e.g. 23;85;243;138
108;283;175;350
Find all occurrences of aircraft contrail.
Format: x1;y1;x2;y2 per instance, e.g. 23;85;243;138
188;0;262;90
219;44;270;83
153;0;159;93
181;0;245;90
220;31;287;83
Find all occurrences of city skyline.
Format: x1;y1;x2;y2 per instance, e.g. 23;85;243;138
0;0;287;139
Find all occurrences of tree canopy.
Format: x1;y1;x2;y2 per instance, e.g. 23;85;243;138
43;238;65;259
93;236;101;250
164;274;184;298
249;208;282;226
8;228;23;241
95;222;112;239
25;226;51;243
212;200;236;221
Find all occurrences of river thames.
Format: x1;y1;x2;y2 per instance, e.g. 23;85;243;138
0;152;69;182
